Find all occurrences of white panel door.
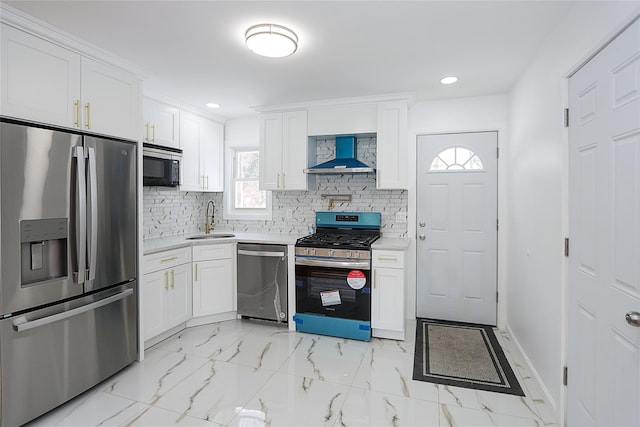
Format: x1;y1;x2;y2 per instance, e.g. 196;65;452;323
567;18;640;427
416;132;498;325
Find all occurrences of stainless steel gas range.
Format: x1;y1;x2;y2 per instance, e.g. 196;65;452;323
293;212;381;341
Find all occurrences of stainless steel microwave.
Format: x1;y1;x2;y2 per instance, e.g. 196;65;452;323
142;143;182;187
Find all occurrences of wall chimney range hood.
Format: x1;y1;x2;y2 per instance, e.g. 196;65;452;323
304;135;375;174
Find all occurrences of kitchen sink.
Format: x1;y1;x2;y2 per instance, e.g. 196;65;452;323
186;233;235;240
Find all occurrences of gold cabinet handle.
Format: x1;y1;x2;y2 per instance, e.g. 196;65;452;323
160;256;178;263
84;102;91;129
164;271;169;290
171;269;175;289
377;256;398;262
195;263;198;281
205;175;209;190
282;173;285;189
151;124;155;142
373;270;377;289
144;123;149;141
74;100;80;127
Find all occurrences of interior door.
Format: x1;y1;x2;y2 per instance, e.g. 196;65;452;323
416;132;498;325
567;18;640;426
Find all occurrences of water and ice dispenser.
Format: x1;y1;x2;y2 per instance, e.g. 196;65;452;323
20;219;68;286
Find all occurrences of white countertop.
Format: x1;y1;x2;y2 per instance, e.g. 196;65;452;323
372;237;411;250
144;231;303;255
145;232;410;255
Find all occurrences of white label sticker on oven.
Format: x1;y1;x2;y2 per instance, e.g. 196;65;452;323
347;270;366;290
320;290;341;306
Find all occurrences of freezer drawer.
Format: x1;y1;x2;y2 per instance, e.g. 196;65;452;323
0;283;137;427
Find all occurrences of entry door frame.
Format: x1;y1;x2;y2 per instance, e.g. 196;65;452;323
415;131;499;325
407;123;508;331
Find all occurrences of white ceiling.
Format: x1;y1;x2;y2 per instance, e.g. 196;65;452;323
4;1;591;119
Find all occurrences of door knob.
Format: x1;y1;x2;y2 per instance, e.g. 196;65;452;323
418;234;426;241
626;311;640;327
419;222;426;227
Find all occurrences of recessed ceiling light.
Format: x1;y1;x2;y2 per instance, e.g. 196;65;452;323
245;23;298;58
206;102;220;109
440;76;458;85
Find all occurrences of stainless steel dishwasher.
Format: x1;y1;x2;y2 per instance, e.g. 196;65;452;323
237;243;288;323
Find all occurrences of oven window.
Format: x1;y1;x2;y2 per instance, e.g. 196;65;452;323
295;265;371;321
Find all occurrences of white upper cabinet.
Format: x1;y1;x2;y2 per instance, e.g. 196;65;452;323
1;24;141;141
376;100;408;189
307;104;377;136
142;97;180;148
1;24;80;127
180;111;223;192
259;110;307;191
80;57;141;140
200;118;224;192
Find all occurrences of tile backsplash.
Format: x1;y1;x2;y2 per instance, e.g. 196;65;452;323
143;136;408;240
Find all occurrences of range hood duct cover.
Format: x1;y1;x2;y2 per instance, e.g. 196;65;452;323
304;135;375;174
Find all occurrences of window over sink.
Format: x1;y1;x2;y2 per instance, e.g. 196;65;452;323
224;147;272;220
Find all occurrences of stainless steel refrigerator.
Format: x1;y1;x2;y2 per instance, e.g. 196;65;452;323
0;119;138;427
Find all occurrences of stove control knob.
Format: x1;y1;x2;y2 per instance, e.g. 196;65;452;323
346;250;351;258
329;249;334;256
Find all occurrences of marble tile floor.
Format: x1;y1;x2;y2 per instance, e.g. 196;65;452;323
26;320;558;427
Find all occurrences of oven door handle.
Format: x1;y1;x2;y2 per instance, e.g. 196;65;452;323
295;257;370;270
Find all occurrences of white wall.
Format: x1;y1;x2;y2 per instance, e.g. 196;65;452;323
506;2;639;423
407;95;509;323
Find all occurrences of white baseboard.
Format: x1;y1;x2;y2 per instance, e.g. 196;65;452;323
505;324;558;419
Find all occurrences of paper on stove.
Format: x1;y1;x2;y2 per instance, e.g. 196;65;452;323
320;290;341;306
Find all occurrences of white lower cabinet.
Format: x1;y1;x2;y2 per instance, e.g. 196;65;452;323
192;243;236;317
142;247;193;342
372;249;406;340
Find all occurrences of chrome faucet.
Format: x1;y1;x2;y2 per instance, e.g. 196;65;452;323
205;200;215;234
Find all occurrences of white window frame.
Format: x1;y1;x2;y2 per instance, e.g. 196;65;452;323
223;145;272;220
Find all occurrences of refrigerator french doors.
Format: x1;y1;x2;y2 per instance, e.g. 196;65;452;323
0;119;138;427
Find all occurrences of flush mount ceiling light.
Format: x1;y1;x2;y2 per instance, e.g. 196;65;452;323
206;102;220;109
440;76;458;85
245;23;298;58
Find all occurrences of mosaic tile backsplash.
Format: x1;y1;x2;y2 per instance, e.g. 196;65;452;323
143;137;408;239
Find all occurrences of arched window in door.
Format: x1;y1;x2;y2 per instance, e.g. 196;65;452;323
429;146;484;171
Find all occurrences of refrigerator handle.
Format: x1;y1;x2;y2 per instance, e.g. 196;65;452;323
86;146;98;282
72;146;86;285
12;288;133;332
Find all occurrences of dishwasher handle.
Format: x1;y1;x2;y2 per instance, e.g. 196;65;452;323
238;249;286;258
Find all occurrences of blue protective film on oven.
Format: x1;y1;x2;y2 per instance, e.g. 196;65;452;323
293;313;371;341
